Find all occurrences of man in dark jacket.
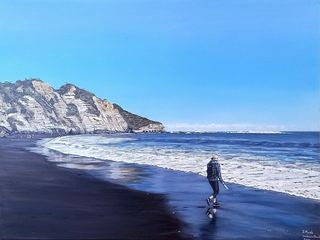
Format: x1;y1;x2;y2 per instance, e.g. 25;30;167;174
207;154;228;206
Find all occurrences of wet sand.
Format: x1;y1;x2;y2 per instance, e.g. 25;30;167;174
0;137;185;239
90;161;320;240
120;166;320;240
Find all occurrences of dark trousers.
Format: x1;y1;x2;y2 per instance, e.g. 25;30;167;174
208;180;219;197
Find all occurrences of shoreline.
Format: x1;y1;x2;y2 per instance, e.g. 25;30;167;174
39;144;320;203
36;137;320;239
0;137;186;239
39;133;320;201
1;136;319;239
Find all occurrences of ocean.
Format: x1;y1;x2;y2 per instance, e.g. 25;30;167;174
38;132;320;200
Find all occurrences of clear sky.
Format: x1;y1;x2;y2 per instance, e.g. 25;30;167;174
0;0;319;131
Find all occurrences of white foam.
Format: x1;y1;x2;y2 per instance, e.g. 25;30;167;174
40;135;320;200
57;163;102;170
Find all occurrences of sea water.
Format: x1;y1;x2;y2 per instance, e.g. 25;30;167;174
39;132;320;200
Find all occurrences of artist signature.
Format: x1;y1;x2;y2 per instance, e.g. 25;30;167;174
302;230;320;240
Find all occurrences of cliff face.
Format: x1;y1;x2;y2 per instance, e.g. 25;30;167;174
0;79;164;136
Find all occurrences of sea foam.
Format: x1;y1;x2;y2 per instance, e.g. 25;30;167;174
39;135;320;200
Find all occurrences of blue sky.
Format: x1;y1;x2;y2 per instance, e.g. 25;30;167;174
0;0;319;131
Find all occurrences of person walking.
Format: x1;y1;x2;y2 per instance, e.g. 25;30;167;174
206;154;228;206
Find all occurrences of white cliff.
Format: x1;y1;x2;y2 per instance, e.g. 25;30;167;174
0;79;164;135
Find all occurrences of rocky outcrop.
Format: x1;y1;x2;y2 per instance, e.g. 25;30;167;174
113;104;163;132
0;79;164;136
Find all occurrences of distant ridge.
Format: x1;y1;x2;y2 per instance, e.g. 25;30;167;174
0;79;164;136
168;131;284;134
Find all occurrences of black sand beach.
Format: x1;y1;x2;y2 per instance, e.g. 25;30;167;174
0;136;319;240
0;137;185;239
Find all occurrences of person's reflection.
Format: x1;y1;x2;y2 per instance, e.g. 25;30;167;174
206;206;217;219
